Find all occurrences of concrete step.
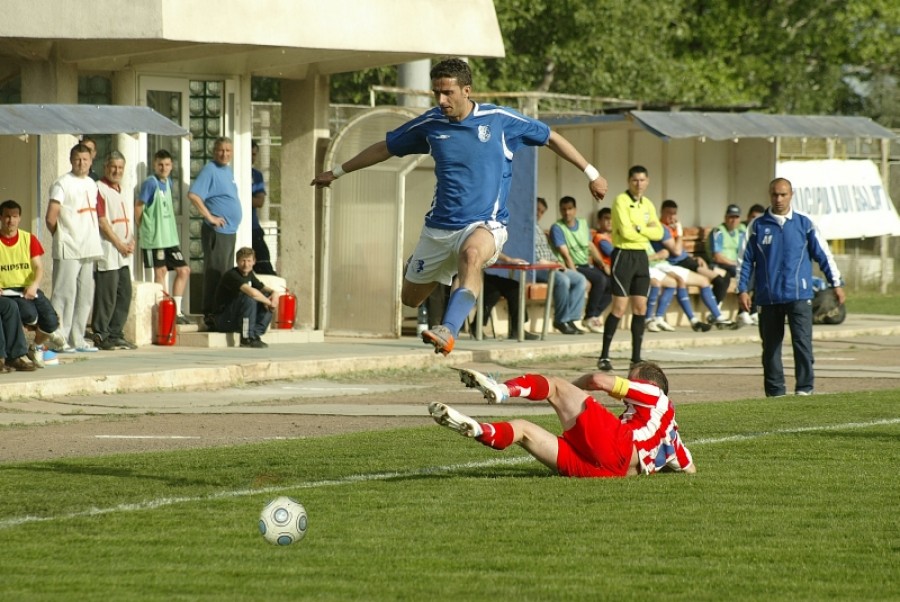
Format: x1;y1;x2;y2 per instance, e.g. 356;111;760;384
174;328;324;348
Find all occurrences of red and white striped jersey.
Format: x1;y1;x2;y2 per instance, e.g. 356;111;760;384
619;380;694;474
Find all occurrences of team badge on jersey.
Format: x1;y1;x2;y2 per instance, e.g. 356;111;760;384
478;125;491;142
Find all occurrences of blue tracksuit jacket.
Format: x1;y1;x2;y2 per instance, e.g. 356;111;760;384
737;209;842;305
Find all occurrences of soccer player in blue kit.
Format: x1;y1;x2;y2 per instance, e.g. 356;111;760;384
312;58;607;355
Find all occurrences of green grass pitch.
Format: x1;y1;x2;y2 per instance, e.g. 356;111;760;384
1;391;897;601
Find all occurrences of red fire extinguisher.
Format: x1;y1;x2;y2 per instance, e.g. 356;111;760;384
275;290;297;330
155;292;177;346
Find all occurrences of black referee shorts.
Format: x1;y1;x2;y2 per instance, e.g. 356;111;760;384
610;248;651;297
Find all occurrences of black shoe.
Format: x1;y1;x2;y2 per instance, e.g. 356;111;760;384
522;331;540;341
691;320;712;332
714;319;740;330
111;337;138;350
92;335;117;351
597;357;614;371
554;322;577;335
176;314;192;325
203;315;216;331
240;337;253;348
566;321;587;334
250;338;268;349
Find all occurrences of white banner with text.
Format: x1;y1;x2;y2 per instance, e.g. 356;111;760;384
776;159;900;239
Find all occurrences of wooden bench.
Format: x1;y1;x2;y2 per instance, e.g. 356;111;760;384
681;226;709;259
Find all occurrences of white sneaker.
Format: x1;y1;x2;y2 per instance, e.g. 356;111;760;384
656;319;675;332
581;317;604;333
751;313;759;325
27;344;45;369
43;329;67;351
645;317;661;332
738;312;754;326
452;367;509;404
428;402;483;438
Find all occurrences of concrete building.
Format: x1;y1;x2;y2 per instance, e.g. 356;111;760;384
0;0;504;339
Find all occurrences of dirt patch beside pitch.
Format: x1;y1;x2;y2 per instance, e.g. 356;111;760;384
1;339;897;463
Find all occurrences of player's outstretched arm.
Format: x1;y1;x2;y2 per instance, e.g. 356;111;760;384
571;372;620;394
545;131;608;200
310;140;393;188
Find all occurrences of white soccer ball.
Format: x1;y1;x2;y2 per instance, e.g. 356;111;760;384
259;496;308;546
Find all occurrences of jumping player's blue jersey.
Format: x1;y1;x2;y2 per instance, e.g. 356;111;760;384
386;102;551;230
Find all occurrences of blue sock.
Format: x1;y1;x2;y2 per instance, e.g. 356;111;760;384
676;288;695;321
656;287;677;319
700;287;721;319
442;287;477;337
646;286;660;318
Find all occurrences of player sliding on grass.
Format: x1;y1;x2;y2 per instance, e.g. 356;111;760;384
429;362;696;477
311;58;607;356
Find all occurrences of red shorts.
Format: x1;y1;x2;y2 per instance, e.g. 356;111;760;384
556;398;634;478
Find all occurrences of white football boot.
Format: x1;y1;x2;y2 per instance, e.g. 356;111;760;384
452;367;509;404
428;402;483;438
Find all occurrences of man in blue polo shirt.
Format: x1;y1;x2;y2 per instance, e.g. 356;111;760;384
311;58;608;355
188;136;243;323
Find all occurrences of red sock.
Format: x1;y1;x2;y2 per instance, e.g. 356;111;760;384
503;374;550;400
477;422;515;450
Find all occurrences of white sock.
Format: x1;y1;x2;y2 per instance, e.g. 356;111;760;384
174;296;184;315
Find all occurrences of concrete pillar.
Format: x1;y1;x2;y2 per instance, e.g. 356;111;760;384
280;73;330;331
111;70;140;187
21;58;79;223
235;74;253;254
397;60;431;109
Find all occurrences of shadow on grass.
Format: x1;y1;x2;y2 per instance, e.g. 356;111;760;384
381;463;552;481
0;462;209;486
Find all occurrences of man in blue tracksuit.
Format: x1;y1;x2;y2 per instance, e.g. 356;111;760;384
737;178;845;397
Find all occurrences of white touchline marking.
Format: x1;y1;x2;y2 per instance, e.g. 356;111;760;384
690;418;900;445
94;435;202;440
2;417;898;531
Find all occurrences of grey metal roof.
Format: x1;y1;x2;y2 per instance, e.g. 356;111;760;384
0;104;188;137
630;111;897;141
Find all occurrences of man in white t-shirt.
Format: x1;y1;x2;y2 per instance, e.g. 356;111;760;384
45;143;104;352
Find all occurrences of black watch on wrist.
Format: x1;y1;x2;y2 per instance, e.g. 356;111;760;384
635;225;642;233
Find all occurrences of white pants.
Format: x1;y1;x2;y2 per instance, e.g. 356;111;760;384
51;258;96;348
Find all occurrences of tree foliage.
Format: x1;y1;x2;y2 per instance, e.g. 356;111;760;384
320;0;898;124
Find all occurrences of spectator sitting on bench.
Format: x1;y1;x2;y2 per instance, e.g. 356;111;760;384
708;203;754;326
0;199;67;362
536;197;588;335
745;203;765;227
591;207;614;268
651;228;738;330
708;204;746;279
212;247;278;349
658;199;731;305
550;195;611;334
